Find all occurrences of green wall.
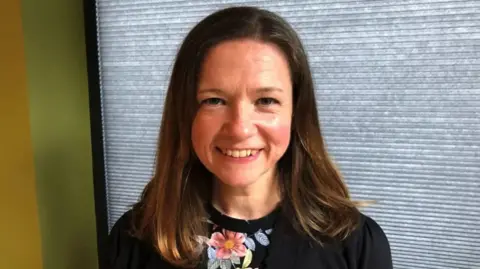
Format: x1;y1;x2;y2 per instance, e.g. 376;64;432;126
21;0;98;268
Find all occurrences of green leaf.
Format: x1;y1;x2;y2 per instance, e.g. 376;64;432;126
242;249;253;269
219;259;231;269
230;253;241;264
208;259;220;269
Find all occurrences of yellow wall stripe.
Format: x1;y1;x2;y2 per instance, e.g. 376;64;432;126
0;0;43;268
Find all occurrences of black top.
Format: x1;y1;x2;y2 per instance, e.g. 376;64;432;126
107;206;393;269
204;204;279;269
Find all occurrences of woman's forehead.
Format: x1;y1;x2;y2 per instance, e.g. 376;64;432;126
198;39;292;93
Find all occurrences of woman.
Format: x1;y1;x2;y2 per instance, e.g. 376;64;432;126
108;6;392;269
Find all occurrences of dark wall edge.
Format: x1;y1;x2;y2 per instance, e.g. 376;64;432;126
83;0;109;268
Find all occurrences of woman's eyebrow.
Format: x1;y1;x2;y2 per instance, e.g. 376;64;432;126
198;87;284;96
197;88;226;95
256;87;284;94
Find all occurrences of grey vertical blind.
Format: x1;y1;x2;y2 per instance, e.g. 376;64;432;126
94;1;480;268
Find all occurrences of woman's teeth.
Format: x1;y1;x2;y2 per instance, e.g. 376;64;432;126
221;149;259;158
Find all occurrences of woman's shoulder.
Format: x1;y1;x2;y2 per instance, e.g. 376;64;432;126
107;210;141;261
108;210;139;249
340;212;393;269
350;212;389;244
111;210;134;233
107;210;169;269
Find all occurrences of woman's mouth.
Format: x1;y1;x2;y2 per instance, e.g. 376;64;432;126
216;147;262;158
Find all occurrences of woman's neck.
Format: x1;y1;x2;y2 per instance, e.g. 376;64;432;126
211;174;281;220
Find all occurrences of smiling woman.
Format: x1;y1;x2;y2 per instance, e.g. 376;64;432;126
193;39;292;201
107;6;392;269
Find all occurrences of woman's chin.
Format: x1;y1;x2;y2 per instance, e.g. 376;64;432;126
214;175;257;189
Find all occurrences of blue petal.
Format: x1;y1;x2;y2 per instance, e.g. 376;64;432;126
254;232;270;246
207;246;216;260
245;237;256;251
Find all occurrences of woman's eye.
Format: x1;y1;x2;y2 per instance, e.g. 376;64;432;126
201;98;225;106
256;97;280;106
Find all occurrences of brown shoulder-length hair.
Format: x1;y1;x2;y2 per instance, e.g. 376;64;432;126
131;6;361;268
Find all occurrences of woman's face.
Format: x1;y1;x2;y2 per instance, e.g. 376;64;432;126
191;39;293;189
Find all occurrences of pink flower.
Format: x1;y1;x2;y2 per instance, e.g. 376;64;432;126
208;229;247;259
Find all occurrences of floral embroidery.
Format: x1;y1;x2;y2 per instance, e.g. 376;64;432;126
209;230;247;259
204;228;271;269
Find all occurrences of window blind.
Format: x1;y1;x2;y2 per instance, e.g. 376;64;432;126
94;1;480;268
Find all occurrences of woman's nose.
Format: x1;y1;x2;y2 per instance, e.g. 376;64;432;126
222;102;257;140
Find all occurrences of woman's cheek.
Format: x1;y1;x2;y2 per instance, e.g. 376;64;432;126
192;113;217;147
270;123;292;149
257;114;292;151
